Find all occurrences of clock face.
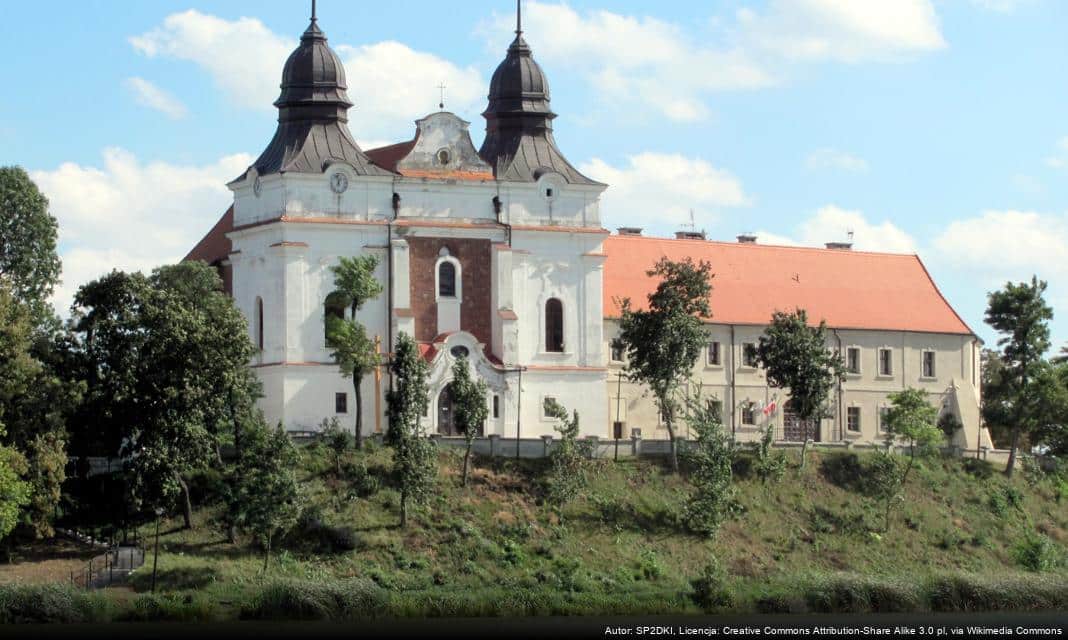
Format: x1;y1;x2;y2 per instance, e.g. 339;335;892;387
253;176;262;197
330;172;349;194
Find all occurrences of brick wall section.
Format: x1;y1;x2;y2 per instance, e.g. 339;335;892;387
407;236;492;345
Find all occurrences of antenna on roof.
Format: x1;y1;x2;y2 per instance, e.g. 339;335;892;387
437;81;447;110
847;229;854;242
311;0;317;23
516;0;522;36
688;209;696;232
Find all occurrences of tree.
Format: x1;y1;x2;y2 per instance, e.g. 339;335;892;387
23;432;66;539
756;309;843;471
542;399;590;513
226;421;302;571
326;255;384;450
386;333;436;528
0;167;61;319
71;262;257;528
617;257;713;473
875;388;943;531
985;276;1053;477
680;388;735;537
450;355;488;487
0;427;30;545
1025;361;1068;459
753;423;786;485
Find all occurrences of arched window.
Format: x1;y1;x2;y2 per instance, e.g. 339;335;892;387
438;261;457;298
255;297;264;352
324;291;347;347
545;298;564;352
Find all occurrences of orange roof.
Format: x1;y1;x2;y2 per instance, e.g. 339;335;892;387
603;235;974;335
184;206;233;264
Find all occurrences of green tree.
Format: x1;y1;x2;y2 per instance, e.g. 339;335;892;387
386;333;436;528
226;421;302;571
22;432;66;539
617;257;713;473
326;255;384;451
753;423;787;485
756;309;843;471
1025;361;1068;458
985;277;1054;477
0;167;61;319
71;262;257;528
543;399;590;513
0;427;30;545
876;388;942;530
680;389;735;537
450;355;488;487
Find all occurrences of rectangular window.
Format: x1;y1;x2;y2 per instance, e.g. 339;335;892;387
707;399;723;423
878;348;893;376
922;351;936;378
879;407;890;432
492;395;500;419
335;392;348;414
742;343;759;368
610;341;624;363
741;402;756;425
847;406;861;433
706;341;721;366
543;396;557;419
846;347;860;374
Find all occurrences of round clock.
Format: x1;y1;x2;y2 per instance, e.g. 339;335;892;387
330;172;349;194
253;176;262;197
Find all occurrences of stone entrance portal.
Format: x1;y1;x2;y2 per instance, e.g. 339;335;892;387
437;384;457;436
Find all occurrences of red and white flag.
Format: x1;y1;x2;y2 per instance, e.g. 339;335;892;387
762;396;778;417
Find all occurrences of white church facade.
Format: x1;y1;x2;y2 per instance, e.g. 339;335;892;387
186;7;994;454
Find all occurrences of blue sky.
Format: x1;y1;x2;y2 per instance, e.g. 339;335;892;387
1;0;1066;352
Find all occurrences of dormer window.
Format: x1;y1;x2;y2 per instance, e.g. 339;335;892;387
438;261;456;298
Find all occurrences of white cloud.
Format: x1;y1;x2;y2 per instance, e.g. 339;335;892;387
336;42;483;135
130;10;292;110
481;1;946;124
579;153;750;232
482;2;774;123
970;0;1031;13
1044;136;1068;169
805;148;869;172
737;0;947;63
30;148;252;314
755;205;917;253
933;210;1068;279
124;77;188;119
130;11;484;142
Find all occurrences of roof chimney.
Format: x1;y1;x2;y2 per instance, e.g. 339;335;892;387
617;227;643;236
825;241;853;250
675;230;706;240
737;233;757;244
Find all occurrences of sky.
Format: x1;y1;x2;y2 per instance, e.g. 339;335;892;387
1;0;1066;353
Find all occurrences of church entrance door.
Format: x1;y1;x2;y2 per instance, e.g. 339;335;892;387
437;385;458;436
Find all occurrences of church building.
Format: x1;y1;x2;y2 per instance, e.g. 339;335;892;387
186;6;993;454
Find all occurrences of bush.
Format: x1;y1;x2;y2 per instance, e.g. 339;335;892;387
804;574;920;613
0;585;107;624
961;457;995;479
118;593;217;622
636;549;663;581
239;578;387;621
819;453;867;492
926;574;1068;611
343;458;380;498
689;559;734;610
1013;533;1063;572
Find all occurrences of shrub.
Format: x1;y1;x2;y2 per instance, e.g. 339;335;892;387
0;585;105;624
343;458;380;498
752;424;787;484
804;574;920;613
1013;533;1063;572
926;574;1068;611
689;559;734;610
819;453;867;492
119;593;217;622
239;578;387;621
636;549;663;581
961;457;995;479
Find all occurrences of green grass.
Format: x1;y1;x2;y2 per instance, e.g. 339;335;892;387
9;443;1066;621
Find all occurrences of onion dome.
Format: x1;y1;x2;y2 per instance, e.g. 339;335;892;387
478;6;597;185
246;11;391;177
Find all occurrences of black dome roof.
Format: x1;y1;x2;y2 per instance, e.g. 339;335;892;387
275;19;352;117
485;35;553;118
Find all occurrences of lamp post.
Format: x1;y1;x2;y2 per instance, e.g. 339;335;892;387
501;365;527;460
151;507;163;593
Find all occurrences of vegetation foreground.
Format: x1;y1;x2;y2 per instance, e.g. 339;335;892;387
1;444;1065;623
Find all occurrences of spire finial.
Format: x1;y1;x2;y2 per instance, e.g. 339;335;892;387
516;0;522;36
438;81;447;110
311;0;317;23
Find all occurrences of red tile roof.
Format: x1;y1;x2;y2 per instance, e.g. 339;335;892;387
184;206;233;264
603;235;973;335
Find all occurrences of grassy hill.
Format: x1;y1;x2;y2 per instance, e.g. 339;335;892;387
1;442;1066;622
